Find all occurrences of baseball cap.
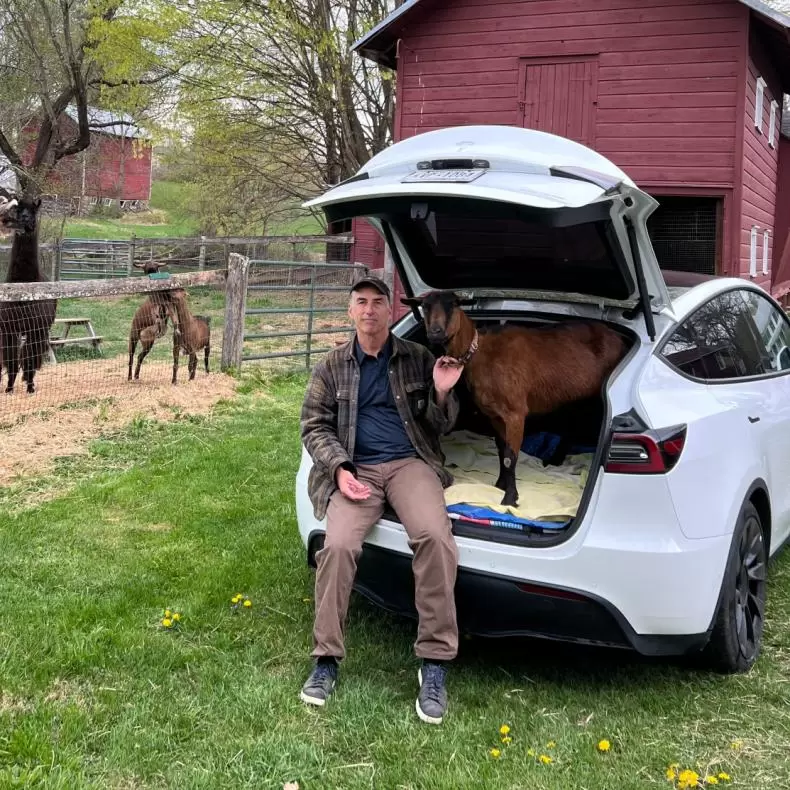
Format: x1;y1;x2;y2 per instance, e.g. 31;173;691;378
350;275;391;300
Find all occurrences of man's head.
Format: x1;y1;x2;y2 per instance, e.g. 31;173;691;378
349;276;391;340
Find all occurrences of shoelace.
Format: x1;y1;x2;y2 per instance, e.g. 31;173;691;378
313;662;336;683
421;664;447;703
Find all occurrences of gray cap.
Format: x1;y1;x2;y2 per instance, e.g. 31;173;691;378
350;275;391;300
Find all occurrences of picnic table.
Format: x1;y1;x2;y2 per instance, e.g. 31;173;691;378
48;317;104;362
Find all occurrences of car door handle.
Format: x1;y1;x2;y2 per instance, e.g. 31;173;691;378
748;416;761;423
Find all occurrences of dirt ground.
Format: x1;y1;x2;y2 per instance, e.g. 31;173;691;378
0;356;237;485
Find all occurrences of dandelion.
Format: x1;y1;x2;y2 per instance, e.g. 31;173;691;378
706;778;719;786
243;599;252;608
164;609;172;618
717;773;731;782
730;740;742;750
499;724;510;736
597;739;611;753
677;769;700;789
162;618;172;628
546;740;556;748
172;612;181;622
539;754;553;765
667;765;679;781
489;748;501;759
501;736;512;745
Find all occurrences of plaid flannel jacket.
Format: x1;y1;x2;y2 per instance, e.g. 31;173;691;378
300;333;460;520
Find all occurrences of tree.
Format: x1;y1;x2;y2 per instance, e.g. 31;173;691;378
0;0;175;200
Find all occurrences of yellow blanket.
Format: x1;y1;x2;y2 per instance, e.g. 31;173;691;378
440;430;592;521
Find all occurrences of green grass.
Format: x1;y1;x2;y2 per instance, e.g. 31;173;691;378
47;181;325;241
1;373;790;788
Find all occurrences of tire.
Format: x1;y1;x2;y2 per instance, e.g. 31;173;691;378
700;501;767;674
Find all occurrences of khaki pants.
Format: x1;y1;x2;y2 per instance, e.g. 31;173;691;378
312;457;459;661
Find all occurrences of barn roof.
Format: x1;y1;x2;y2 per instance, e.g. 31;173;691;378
64;106;149;139
354;0;790;70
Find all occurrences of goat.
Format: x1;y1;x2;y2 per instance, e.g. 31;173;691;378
127;262;177;380
168;288;210;384
403;290;627;506
0;192;57;394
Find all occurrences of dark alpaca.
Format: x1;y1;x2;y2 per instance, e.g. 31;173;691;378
403;290;627;506
0;195;57;394
169;289;211;384
127;262;177;380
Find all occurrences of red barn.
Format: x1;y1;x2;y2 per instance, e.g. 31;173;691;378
23;107;153;212
348;0;790;314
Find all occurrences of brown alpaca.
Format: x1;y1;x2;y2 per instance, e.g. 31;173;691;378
403;290;627;506
169;289;210;384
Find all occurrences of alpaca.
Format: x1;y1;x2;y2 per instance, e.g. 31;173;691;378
0;195;57;394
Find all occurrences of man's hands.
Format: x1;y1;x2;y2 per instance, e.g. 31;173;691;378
433;356;464;406
336;467;371;501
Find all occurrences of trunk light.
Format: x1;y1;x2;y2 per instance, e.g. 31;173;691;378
605;426;687;474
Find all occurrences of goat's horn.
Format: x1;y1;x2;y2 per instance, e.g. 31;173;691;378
400;297;424;307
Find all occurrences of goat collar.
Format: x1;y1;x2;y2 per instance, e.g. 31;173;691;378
451;330;479;365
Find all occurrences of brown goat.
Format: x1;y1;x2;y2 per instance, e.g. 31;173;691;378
128;264;177;381
169;288;210;384
403;290;627;506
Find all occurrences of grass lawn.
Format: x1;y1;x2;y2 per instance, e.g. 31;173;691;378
1;372;790;788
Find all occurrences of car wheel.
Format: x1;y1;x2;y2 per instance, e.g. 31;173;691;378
700;501;767;673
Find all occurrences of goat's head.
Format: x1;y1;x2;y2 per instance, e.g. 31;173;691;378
0;193;41;234
133;261;168;275
401;290;474;346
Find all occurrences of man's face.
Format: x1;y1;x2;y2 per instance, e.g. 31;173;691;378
349;286;390;337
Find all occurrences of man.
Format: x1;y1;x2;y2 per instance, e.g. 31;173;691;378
299;275;463;724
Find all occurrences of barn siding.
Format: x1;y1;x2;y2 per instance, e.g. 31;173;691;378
396;0;744;190
772;136;790;299
738;36;781;291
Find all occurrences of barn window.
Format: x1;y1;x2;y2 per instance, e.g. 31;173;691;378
769;100;778;147
750;226;758;276
755;77;766;132
646;196;720;276
763;230;770;275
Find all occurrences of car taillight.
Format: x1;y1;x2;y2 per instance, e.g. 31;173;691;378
605;425;686;474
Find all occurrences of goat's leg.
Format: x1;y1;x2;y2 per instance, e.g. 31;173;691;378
188;351;197;380
500;413;527;507
3;331;19;393
128;335;138;380
203;342;210;374
490;418;509;491
134;338;155;380
172;340;180;385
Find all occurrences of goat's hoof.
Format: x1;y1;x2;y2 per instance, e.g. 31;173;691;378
500;492;518;507
494;478;507;491
5;386;13;394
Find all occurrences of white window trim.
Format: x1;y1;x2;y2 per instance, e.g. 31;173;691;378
756;77;766;132
750;225;758;276
763;229;770;275
769;100;778;147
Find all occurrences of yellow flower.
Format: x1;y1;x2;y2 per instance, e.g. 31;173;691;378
677;769;700;789
706;778;719;786
546;740;556;748
538;754;553;764
730;740;742;750
597;739;611;753
501;736;512;744
667;766;679;781
489;748;501;759
172;613;181;622
243;599;252;608
527;748;535;757
164;609;171;618
717;773;731;782
499;724;510;736
162;618;172;628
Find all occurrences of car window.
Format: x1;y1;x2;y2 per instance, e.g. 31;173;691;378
661;290;767;380
740;289;790;373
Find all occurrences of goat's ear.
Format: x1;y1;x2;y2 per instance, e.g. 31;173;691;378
400;297;424;308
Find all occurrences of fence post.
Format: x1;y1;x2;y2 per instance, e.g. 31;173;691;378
53;241;62;281
221;252;250;372
305;263;318;370
127;234;136;275
199;235;206;270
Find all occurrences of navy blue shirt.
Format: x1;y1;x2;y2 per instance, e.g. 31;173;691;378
352;335;417;465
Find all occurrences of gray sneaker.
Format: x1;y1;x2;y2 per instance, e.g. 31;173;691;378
300;659;338;707
416;661;448;724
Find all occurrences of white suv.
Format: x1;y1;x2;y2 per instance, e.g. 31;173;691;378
295;125;790;673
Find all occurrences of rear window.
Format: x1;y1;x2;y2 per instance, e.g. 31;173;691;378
392;209;633;300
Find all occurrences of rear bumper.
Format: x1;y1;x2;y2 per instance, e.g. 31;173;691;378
305;534;710;656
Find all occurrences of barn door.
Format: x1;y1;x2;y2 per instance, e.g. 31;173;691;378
518;56;599;147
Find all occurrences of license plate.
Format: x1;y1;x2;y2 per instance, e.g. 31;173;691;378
402;169;485;183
